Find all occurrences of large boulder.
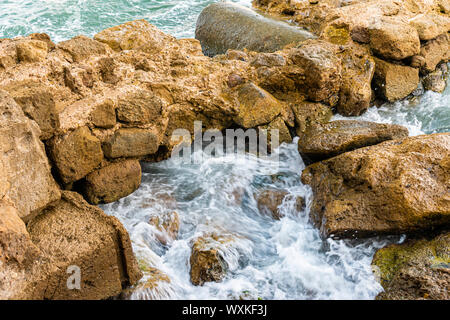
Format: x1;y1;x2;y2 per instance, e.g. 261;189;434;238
373;57;419;102
372;232;450;300
195;2;314;56
102;128;159;159
47;126;104;184
26;191;142;299
411;33;450;74
81;159;142;205
291;102;333;137
298;120;409;163
301;133;450;238
16;40;48;63
116;89;163;125
0;90;60;222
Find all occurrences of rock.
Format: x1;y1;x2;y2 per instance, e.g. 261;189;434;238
57;36;109;62
0;40;18;69
414;33;450;74
94;19;174;52
372;232;450;300
16;40;48;63
26;191;142;299
291;102;333;137
369;19;420;61
409;14;450;41
117;89;163;125
102;128;159;158
373;57;419;102
195;2;314;56
0;90;61;222
148;211;180;246
298;120;409;163
226;49;248;61
256;189;305;220
258;116;292;150
250;53;286;68
289;40;342;102
3;80;60;140
120;264;171;300
81;160;142;205
29;33;55;50
48;126;104;184
96;57;119;84
422;70;447;93
190;234;234;286
227;73;244;88
301;133;450;239
90;99;116;129
234;82;283;128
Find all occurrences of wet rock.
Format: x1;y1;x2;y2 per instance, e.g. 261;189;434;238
373;57;419;102
258;116;292;150
26;191;142;299
372;232;450;300
234;82;283;128
149;211;180;246
103;128;159;159
16;40;48;63
422;70;447;93
57;36;109;62
81;159;142;205
94;19;174;52
301;133;450;239
195;2;314;56
117;89;163;125
48;126;104;184
190;234;235;286
289;40;342;102
369;19;420;61
121;264;171;300
298;120;409;163
409;14;450;41
291;102;333;137
0;90;61;222
90;99;116;129
3;80;60;140
256;189;305;220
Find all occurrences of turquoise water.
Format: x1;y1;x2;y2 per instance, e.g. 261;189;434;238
0;0;250;42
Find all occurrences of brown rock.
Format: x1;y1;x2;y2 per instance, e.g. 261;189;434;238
291;102;333;136
149;211;180;246
369;20;420;60
57;35;108;62
373;57;419;102
415;33;450;74
423;70;447;93
298;120;409;163
48;126;104;184
27;191;142;299
234;82;283;128
16;40;48;63
96;57;119;84
301;133;450;238
116;89;163;125
0;90;61;222
103;128;159;158
29;33;55;50
256;189;305;220
258;116;292;150
0;40;18;69
226;50;248;61
409;14;450;41
289;40;342;102
250;53;286;68
90;99;116;129
190;234;234;286
3;80;60;140
82;160;142;204
120;264;171;300
372;232;450;300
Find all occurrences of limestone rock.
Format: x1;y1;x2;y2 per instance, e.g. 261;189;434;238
298;120;409;163
0;40;18;69
102;128;159;158
409;14;450;41
57;35;109;62
256;189;305;220
149;211;180;246
373;58;419;102
291;102;333;137
301;133;450;238
372;232;450;300
369;20;420;61
48;126;104;184
16;40;48;63
423;70;447;93
90;99;116;129
413;33;450;74
26;191;142;299
3;80;60;140
289;40;342;102
234;82;283;128
258;116;292;150
117;89;163;125
0;90;61;221
81;160;142;205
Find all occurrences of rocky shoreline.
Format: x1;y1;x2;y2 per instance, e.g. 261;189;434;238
0;0;449;300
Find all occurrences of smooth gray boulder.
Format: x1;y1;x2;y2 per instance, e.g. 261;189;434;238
195;2;315;56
